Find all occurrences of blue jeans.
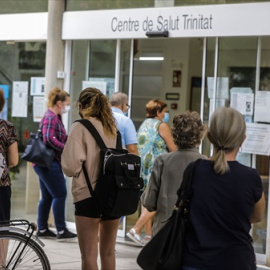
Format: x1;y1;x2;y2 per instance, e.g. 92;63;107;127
34;161;67;232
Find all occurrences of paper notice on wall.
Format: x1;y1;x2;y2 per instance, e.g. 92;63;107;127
241;123;270;156
254;91;270;123
12;81;28;117
230;92;254;115
30;77;45;96
33;96;45;122
82;81;107;95
209;98;226;119
207;77;229;99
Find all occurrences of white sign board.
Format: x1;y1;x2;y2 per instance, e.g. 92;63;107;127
230;92;254;116
31;77;45;96
254;91;270;123
207;77;229;99
62;3;270;40
82;81;107;95
241;123;270;156
33;96;45;122
12;81;28;117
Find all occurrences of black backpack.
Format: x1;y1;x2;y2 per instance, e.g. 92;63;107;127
75;119;144;218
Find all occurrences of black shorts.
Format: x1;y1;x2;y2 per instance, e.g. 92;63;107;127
0;186;11;221
74;197;120;221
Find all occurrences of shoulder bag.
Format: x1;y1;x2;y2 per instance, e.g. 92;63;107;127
21;130;55;169
136;159;201;270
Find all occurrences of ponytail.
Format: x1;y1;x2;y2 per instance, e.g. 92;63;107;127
208;107;246;175
78;88;117;138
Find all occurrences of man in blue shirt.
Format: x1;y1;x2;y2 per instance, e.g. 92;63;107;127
110;92;138;156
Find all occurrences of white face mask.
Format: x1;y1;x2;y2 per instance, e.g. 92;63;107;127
61;105;70;114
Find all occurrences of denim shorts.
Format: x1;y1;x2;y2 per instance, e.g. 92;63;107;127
74;197;120;221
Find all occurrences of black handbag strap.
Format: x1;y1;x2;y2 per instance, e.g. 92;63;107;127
75;119;122;150
175;158;201;207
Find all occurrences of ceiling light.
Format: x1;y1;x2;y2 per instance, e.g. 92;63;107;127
139;56;164;61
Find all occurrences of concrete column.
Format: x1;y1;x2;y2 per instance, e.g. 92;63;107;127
44;0;66;96
25;0;66;228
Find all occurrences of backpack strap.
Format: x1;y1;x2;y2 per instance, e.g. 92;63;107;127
74;118;122;214
75;119;107;149
75;119;122;150
116;131;122;150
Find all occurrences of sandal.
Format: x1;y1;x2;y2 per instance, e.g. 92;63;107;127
126;228;144;246
142;235;152;246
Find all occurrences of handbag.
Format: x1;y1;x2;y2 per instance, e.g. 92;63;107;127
136;159;201;270
21;130;55;169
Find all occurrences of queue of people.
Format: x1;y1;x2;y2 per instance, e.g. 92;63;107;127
0;85;265;270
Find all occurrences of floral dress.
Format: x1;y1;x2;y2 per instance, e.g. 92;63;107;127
137;118;168;187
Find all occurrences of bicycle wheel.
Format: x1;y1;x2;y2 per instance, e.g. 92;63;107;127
0;231;51;270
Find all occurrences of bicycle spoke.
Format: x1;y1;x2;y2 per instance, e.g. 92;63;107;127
0;231;50;270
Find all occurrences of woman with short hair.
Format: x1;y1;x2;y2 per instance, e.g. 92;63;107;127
142;110;207;236
127;99;177;245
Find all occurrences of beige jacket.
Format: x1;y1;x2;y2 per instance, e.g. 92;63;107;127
61;117;117;203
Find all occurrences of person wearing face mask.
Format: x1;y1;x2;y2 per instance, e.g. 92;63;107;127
127;99;176;246
34;87;77;242
109;92;138;156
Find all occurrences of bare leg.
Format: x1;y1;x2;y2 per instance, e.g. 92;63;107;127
99;218;120;270
144;217;153;236
75;216;99;270
133;206;155;235
0;239;8;267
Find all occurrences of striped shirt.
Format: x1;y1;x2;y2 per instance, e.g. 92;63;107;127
40;109;67;163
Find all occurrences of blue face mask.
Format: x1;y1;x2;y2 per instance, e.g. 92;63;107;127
163;112;169;123
124;111;128;116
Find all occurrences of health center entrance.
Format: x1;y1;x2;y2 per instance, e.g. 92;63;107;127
67;35;270;258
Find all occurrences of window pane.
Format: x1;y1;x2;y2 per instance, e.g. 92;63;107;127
0;0;47;13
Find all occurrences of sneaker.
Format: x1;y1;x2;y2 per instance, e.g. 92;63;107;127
36;229;56;239
57;228;77;242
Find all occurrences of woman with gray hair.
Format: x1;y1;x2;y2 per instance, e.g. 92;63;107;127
141;110;207;236
182;107;265;270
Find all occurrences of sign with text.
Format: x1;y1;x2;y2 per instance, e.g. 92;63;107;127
241;123;270;156
62;3;270;39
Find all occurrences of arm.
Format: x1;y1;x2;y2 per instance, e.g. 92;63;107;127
42;116;65;151
158;122;177;152
126;144;139;156
124;119;138;155
251;192;266;223
61;124;86;177
7;141;19;167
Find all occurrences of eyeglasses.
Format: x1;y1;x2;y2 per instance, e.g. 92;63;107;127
126;104;131;110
